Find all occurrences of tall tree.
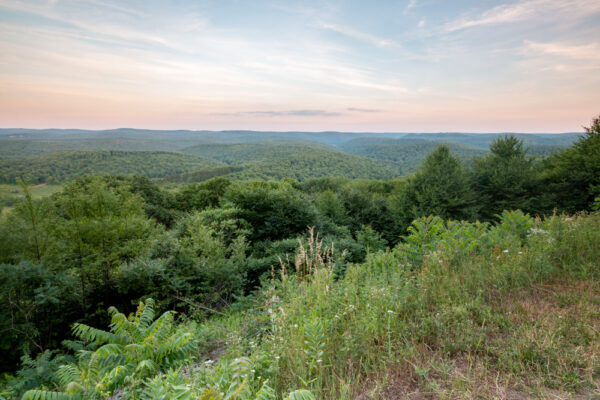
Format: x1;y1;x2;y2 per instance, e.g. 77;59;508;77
48;178;158;299
543;115;600;212
400;145;477;224
0;181;54;264
473;135;541;220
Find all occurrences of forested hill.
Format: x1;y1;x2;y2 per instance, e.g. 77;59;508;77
340;138;487;174
0;129;581;184
0;151;222;184
0;128;580;155
179;142;402;181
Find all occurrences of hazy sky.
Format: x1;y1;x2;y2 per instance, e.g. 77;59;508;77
1;0;599;132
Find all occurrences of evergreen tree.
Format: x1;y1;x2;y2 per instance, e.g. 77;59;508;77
543;115;600;212
400;145;476;224
473;135;541;220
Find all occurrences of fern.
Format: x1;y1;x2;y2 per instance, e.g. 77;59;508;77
284;390;316;400
24;299;196;399
254;382;276;400
21;389;73;400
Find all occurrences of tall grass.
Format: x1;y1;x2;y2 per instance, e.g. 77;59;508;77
260;212;600;398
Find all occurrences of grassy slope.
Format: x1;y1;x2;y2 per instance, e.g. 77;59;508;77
192;213;600;399
0;151;223;184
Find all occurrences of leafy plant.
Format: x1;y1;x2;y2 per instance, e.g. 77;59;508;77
22;299;196;399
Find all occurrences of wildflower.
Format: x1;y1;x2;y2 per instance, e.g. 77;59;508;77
317;359;322;363
503;249;509;253
387;310;395;314
275;356;280;360
529;228;549;235
251;369;256;373
293;324;298;328
349;305;355;309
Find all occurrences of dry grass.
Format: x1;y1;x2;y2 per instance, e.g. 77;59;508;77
351;280;600;399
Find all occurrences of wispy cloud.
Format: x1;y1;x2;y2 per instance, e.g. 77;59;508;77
347;107;380;113
404;0;417;13
214;110;342;117
524;40;600;61
446;0;600;31
319;22;395;48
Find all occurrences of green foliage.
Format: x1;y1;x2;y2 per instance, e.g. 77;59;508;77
0;182;55;263
473;135;542;220
226;181;318;243
174;177;232;212
0;151;221;184
543;114;600;212
340;137;487;175
22;299;196;400
2;351;74;399
0;262;78;373
48;178;158;288
181;142;401;182
169;209;248;307
2;118;599;399
399;145;477;223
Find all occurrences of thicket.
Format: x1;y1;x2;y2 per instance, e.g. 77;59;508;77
0;115;599;399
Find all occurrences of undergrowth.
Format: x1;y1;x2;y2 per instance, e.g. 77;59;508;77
5;211;600;399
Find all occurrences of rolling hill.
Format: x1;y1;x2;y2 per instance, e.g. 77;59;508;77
0;151;222;184
339;138;487;174
173;142;402;181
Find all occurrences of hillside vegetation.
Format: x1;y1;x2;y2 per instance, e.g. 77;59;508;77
0;151;222;184
179;142;402;181
340;138;487;174
0;117;598;399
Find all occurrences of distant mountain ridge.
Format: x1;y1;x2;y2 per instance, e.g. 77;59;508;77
0;128;581;183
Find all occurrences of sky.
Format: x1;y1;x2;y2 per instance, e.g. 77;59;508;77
0;0;599;132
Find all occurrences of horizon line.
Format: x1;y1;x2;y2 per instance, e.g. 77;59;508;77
0;127;584;135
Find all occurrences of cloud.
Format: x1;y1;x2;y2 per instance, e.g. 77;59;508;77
446;0;600;31
404;0;417;13
524;40;600;61
347;107;380;113
213;110;343;117
319;22;395;47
